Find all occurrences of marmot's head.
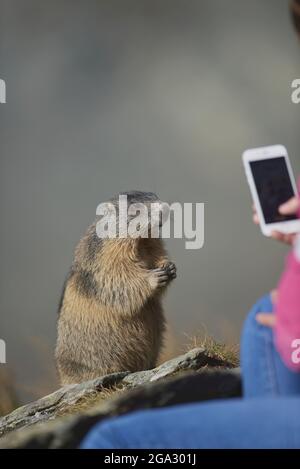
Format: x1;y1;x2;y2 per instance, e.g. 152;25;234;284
111;190;160;207
96;190;170;240
291;0;300;38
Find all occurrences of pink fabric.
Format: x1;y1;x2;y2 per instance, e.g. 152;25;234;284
275;252;300;371
274;176;300;371
297;175;300;218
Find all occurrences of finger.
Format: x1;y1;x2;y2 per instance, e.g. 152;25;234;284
253;213;259;225
158;279;169;286
284;234;295;244
279;197;300;215
256;313;276;328
271;231;285;241
271;290;277;304
156;271;168;278
271;231;294;245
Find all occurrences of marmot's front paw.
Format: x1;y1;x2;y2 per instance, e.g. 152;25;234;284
148;262;177;289
148;267;170;289
164;261;177;280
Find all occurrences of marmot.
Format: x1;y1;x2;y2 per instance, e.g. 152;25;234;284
55;191;176;385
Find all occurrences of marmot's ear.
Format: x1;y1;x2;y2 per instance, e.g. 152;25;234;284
291;0;300;38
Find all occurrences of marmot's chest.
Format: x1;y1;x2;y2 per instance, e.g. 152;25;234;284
138;257;156;270
137;246;160;270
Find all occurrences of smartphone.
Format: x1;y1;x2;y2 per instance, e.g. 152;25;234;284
242;145;300;237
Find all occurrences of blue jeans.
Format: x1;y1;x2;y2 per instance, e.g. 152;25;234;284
242;294;300;397
80;294;300;449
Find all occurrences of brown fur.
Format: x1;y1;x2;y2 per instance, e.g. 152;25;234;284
55;191;176;385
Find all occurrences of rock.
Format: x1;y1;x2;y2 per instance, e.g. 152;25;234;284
0;348;240;449
123;347;235;386
0;372;129;438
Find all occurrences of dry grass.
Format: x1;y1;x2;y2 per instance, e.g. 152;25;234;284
56;384;127;418
184;330;240;367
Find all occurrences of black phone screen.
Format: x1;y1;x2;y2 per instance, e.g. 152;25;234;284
250;157;297;224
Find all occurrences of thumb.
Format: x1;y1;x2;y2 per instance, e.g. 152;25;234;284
279;197;300;215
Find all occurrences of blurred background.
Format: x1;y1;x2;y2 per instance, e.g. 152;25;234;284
0;0;299;407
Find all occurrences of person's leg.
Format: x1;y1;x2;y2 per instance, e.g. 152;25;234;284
241;293;300;397
80;397;300;449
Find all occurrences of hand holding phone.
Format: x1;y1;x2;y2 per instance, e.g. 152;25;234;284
252;196;300;244
243;145;300;238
